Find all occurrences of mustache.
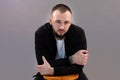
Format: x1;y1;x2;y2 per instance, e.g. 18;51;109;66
55;33;66;39
58;29;65;31
54;31;66;39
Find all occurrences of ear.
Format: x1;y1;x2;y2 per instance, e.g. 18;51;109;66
49;16;52;25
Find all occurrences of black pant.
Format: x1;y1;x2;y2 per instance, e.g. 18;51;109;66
33;73;44;80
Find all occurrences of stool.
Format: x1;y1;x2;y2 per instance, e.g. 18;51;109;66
43;74;79;80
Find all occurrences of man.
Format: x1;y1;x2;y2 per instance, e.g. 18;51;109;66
34;4;88;80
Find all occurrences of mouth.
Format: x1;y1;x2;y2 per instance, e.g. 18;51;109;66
58;30;65;34
54;30;66;39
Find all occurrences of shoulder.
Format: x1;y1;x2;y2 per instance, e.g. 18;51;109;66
35;23;52;35
69;24;85;34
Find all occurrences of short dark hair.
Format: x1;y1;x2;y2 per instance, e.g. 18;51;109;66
51;4;72;14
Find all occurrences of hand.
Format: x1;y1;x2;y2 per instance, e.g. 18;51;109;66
72;50;88;65
36;56;54;75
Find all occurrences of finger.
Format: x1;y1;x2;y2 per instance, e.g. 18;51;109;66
36;64;42;68
82;54;88;58
82;52;87;54
84;58;88;65
81;50;88;54
82;50;88;53
36;65;43;71
42;56;49;64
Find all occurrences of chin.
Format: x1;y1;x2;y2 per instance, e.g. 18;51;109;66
59;34;64;36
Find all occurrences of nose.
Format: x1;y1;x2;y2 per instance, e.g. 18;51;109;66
59;24;65;30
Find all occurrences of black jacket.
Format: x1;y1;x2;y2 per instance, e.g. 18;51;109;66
34;23;87;77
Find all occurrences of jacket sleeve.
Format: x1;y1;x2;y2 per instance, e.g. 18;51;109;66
54;64;84;75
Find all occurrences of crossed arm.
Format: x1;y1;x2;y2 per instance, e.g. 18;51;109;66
35;28;88;76
36;50;88;76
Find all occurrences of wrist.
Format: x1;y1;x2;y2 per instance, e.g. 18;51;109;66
49;67;54;75
69;56;73;64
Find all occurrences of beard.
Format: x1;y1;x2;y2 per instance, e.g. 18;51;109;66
54;31;66;39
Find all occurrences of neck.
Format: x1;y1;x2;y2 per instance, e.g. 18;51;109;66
55;36;65;40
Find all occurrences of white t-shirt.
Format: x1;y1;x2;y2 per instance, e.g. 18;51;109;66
55;39;66;59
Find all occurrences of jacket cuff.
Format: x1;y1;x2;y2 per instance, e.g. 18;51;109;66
68;56;73;64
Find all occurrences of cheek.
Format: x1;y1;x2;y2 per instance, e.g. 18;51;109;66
65;25;71;31
52;25;58;31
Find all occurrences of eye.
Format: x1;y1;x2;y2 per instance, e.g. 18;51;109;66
64;21;69;24
55;20;61;24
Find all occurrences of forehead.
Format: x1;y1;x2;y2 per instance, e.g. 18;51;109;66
51;10;72;21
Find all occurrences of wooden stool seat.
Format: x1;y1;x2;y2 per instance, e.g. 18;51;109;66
43;74;79;80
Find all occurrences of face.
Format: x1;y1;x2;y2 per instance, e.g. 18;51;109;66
49;10;72;39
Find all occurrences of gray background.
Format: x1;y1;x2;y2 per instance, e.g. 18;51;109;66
0;0;120;80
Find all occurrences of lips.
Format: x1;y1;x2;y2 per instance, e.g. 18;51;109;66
58;30;65;34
